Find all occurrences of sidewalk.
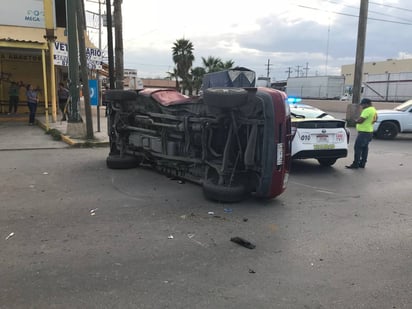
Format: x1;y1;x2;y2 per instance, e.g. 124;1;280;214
37;106;109;147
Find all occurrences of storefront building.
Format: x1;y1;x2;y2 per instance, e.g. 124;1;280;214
0;1;99;123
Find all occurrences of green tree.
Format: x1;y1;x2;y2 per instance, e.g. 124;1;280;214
172;38;195;95
202;56;234;73
166;67;180;91
221;60;235;70
191;66;206;95
202;56;223;73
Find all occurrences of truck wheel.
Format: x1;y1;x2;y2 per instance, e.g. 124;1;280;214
106;90;137;101
203;88;248;109
106;154;141;169
317;158;337;166
377;121;398;140
202;180;246;203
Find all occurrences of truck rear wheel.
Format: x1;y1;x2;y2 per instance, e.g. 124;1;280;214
106;154;141;169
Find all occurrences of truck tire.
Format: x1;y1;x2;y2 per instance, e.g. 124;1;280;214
203;178;246;203
106;90;137;101
203;88;248;109
106;154;141;169
202;180;246;203
376;121;398;140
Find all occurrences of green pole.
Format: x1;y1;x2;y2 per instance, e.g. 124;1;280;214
66;0;81;122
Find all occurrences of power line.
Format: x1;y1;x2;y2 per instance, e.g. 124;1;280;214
369;1;412;13
324;0;412;23
298;4;412;26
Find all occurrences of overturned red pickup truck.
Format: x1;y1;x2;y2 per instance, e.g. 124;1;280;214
105;68;291;202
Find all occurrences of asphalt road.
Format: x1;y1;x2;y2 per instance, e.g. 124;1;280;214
1;134;411;309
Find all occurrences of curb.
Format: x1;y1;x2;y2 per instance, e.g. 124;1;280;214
37;119;109;148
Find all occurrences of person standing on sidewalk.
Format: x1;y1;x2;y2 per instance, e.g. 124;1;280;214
57;82;69;121
8;81;20;114
26;84;39;125
346;98;377;169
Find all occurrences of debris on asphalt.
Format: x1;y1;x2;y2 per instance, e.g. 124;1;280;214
90;208;98;216
248;268;256;274
243;218;248;222
42;172;49;175
224;208;233;213
5;232;15;240
168;235;174;239
187;234;195;239
230;236;256;249
208;211;215;215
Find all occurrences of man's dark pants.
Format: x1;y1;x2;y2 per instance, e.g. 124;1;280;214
353;132;373;167
27;102;37;124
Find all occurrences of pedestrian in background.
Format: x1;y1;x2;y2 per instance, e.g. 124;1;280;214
8;81;20;114
57;82;69;121
346;98;377;169
26;84;39;125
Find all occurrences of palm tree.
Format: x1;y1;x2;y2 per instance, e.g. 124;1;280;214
166;68;180;91
221;60;235;70
191;66;206;95
172;38;195;94
202;56;223;73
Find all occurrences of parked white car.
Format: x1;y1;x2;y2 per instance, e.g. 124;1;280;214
290;104;350;166
373;100;412;139
340;94;352;101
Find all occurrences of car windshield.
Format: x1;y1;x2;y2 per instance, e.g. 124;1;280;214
394;100;412;112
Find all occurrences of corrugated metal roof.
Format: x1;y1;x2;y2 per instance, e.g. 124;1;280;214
0;25;96;47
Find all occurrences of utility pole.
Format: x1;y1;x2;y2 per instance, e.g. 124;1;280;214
295;65;301;77
106;0;115;89
303;62;310;77
265;59;272;79
66;0;81;123
77;0;93;139
114;0;124;89
97;0;102;132
352;0;369;104
346;0;369;125
285;67;293;79
43;0;57;124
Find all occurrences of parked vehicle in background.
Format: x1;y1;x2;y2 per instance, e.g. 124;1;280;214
373;100;412;139
105;85;292;203
286;76;345;100
290;104;350;166
339;93;352;101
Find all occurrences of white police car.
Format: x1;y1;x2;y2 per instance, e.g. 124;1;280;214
290;104;350;166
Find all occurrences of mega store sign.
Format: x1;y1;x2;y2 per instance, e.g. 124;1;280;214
54;41;102;69
0;0;55;28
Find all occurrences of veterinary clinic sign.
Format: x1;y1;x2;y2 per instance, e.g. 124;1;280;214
54;41;102;69
0;0;55;28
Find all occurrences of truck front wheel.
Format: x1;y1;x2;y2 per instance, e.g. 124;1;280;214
377;121;398;140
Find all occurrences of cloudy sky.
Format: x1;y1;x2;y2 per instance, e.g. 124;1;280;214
85;0;412;81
